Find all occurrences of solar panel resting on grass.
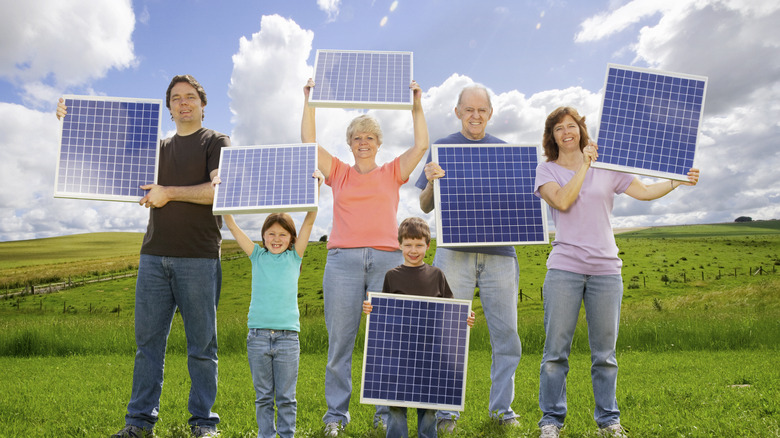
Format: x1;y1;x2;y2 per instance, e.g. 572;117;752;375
594;64;708;180
212;143;318;215
309;49;413;109
361;292;472;411
54;95;161;202
432;144;548;247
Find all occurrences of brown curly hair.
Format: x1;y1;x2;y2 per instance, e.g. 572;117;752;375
542;106;589;162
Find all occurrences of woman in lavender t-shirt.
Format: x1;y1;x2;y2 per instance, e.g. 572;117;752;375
533;107;699;438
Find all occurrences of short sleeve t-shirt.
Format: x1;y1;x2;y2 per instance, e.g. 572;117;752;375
326;156;407;251
247;245;302;332
141;128;229;258
382;264;454;299
414;131;516;258
534;163;634;275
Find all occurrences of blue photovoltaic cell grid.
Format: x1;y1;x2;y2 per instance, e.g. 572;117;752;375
55;96;160;202
595;64;707;180
361;292;471;411
213;144;318;215
310;50;413;109
433;144;548;247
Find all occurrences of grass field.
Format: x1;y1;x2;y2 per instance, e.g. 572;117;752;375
1;221;779;436
1;350;778;437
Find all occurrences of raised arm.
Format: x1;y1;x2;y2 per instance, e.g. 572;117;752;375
538;143;598;212
398;80;429;180
223;214;256;256
623;168;700;201
294;170;324;257
302;79;333;179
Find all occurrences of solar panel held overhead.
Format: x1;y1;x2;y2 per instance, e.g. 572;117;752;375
594;64;708;181
361;292;472;411
213;144;318;215
309;49;413;110
433;144;549;247
54;95;161;202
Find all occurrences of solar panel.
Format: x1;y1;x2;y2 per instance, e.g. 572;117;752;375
309;49;413;109
432;144;549;247
213;144;318;215
594;64;708;180
361;292;472;411
54;95;161;202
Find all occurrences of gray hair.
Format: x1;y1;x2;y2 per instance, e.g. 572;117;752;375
456;83;493;110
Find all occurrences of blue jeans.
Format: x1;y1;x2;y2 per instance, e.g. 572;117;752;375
432;249;521;421
387;406;437;438
322;247;402;427
126;255;221;430
247;329;299;438
538;269;622;429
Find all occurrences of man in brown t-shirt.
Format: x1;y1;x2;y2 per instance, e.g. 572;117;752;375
59;75;228;438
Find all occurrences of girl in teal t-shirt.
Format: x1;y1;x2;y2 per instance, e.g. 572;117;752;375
220;171;322;438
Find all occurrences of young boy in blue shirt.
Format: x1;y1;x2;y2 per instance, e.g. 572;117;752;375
363;217;475;438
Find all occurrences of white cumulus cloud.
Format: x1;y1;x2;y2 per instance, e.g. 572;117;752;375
0;0;137;107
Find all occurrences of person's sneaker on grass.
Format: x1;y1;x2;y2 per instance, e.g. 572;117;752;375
324;422;343;437
499;417;521;427
110;425;154;438
437;418;457;434
190;425;219;437
599;423;628;437
540;424;560;438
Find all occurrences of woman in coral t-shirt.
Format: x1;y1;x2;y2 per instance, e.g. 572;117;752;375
302;78;429;436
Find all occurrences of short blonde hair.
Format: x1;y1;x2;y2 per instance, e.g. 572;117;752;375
346;115;383;146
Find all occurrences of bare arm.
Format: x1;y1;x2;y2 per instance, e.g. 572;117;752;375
294;170;324;257
418;161;445;213
302;79;333;179
223;214;255;256
537;143;598;212
140;169;218;208
398;81;429;180
623;168;700;201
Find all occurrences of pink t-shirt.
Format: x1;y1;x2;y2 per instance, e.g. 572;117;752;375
326;156;407;251
534;163;634;275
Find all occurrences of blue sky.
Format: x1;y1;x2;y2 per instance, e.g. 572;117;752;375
1;0;778;241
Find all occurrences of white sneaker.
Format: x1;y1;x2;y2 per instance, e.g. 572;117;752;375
540;424;560;438
324;422;343;437
599;423;628;437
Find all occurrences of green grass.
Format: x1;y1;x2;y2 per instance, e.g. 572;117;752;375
1;350;778;437
1;221;780;436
